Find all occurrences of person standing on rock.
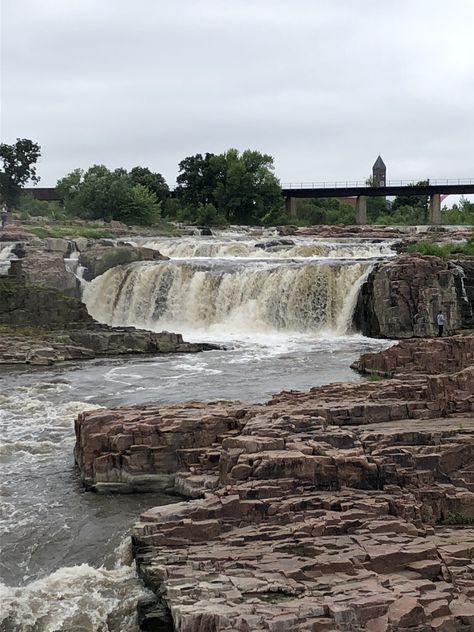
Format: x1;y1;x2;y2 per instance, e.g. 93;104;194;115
436;310;445;337
1;204;7;230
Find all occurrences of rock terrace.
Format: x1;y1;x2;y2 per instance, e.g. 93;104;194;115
74;336;474;631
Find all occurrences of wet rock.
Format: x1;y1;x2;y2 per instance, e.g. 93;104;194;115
79;244;168;281
254;239;295;249
0;276;91;328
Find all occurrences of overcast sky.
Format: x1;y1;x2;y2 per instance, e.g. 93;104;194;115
1;0;474;188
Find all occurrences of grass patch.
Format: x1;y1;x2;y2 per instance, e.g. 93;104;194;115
28;225;114;239
54;334;71;343
0;324;50;337
366;373;390;381
407;236;474;259
442;512;474;526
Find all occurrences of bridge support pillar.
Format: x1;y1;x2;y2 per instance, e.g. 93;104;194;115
429;193;441;225
356;196;367;224
284;196;298;218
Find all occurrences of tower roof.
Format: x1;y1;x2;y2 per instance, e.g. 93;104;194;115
373;155;386;170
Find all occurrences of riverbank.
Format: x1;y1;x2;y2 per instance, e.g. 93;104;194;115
74;335;474;631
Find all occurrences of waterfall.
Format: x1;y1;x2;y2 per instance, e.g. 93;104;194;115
140;237;396;260
84;259;373;336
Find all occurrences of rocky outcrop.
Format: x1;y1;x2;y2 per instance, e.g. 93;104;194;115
0;228;36;242
354;254;474;338
353;335;474;377
0;277;219;365
75;360;474;493
0;276;91;328
79;244;168;281
0;327;218;366
74;336;474;630
8;243;80;297
127;400;474;631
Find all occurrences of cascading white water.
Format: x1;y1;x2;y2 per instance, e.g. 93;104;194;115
139;236;396;260
85;258;373;336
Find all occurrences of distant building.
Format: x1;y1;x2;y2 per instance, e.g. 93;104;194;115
372;155;386;187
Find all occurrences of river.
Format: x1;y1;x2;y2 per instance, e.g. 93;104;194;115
0;231;395;631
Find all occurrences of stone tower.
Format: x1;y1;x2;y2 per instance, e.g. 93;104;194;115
372;155;386;187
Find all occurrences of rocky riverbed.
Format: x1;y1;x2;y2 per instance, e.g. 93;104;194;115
1;229;473;631
74;336;474;631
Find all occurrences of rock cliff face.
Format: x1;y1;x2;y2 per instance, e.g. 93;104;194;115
0;276;91;328
354;254;474;338
0;277;219;365
74;337;474;631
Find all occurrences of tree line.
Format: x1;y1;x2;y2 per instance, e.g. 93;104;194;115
1;138;473;226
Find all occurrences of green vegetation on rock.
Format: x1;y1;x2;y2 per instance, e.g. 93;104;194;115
442;512;474;526
28;225;114;239
0;324;51;337
407;236;474;259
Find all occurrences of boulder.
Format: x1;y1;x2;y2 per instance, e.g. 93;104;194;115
79;244;169;281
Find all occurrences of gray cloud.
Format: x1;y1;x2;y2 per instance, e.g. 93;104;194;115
1;0;474;189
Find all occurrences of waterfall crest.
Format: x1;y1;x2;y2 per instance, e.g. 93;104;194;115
85;259;372;335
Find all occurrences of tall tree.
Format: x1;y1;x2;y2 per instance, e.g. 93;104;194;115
0;138;41;206
175;149;281;225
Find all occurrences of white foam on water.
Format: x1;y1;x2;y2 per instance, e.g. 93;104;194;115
0;561;144;632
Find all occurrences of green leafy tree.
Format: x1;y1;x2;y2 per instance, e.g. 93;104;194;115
442;196;474;225
392;180;429;216
295;198;356;225
129;166;169;203
57;165;161;225
366;196;388;221
175;149;281;225
0;138;41;206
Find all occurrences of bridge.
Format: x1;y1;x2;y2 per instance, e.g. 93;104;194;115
281;179;474;224
24;177;474;225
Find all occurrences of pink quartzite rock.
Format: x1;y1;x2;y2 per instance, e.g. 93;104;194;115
73;335;474;630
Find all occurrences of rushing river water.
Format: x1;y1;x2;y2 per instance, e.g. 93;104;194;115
0;231;395;631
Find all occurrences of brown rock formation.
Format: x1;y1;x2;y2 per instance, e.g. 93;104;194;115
353;335;474;377
354;254;474;338
74;336;474;631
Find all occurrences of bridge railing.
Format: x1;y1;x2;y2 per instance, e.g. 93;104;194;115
281;178;474;189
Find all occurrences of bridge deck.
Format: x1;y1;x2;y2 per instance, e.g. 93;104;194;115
281;183;474;198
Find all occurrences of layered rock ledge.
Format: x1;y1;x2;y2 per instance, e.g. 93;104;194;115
74;336;474;631
0;276;219;365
